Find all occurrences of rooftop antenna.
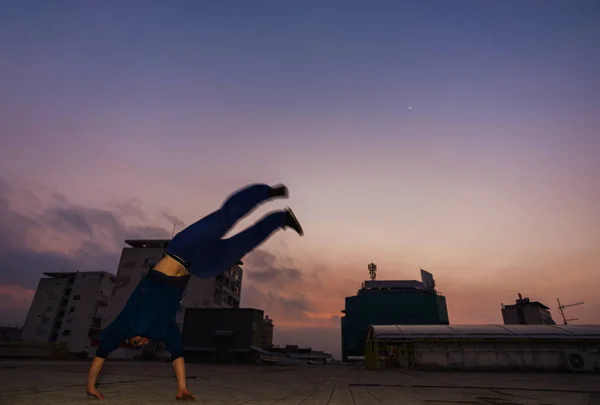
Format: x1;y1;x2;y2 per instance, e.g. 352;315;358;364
557;298;584;325
368;263;377;281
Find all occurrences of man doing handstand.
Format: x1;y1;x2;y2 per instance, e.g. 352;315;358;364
86;183;303;400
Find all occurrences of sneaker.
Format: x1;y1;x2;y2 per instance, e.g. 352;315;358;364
284;207;304;236
269;184;289;198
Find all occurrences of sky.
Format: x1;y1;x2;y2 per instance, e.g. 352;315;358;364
0;0;599;358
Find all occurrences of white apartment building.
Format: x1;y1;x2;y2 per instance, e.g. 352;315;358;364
98;239;243;359
20;271;115;353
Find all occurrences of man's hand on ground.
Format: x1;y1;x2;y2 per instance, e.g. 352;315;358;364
176;388;196;400
86;387;105;400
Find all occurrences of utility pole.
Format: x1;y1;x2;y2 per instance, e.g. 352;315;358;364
557;298;584;325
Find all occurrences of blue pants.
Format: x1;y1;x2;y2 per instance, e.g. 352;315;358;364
166;184;287;278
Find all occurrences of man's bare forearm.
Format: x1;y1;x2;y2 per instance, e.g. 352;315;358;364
172;357;187;390
87;356;105;390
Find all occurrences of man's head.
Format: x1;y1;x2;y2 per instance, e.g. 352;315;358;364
130;336;149;348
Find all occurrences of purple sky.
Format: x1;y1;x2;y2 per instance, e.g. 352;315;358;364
1;1;599;357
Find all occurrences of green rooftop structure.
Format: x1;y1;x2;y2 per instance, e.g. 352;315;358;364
341;265;449;362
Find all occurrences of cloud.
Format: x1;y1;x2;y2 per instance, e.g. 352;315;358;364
243;249;303;283
239;249;350;355
0;284;35;309
109;199;149;221
43;206;95;234
251;266;303;283
0;285;35;327
0;173;350;358
9;170;597;360
161;210;187;231
242;285;312;319
0;173;174;327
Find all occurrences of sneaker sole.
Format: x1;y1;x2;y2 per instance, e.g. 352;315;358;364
285;207;304;236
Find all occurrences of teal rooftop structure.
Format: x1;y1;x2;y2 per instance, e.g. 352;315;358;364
341;264;449;362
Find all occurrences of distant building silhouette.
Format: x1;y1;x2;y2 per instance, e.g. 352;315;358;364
0;326;22;341
501;293;556;325
262;315;274;348
182;307;275;364
20;271;115;353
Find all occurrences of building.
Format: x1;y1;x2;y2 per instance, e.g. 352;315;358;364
0;326;21;341
501;293;556;325
341;267;448;362
268;345;334;365
98;239;243;358
365;324;600;372
181;308;272;364
262;315;274;348
20;271;115;353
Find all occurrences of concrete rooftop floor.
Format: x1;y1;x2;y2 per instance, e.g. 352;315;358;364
0;360;599;405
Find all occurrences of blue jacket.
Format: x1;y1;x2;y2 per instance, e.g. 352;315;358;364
96;270;190;361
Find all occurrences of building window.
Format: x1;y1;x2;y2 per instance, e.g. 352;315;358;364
73;295;81;300
62;330;71;336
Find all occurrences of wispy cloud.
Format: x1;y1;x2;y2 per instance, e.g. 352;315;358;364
2;172;599;359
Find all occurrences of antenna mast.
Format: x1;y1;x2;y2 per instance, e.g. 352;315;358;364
368;263;377;281
557;298;584;325
159;223;177;261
